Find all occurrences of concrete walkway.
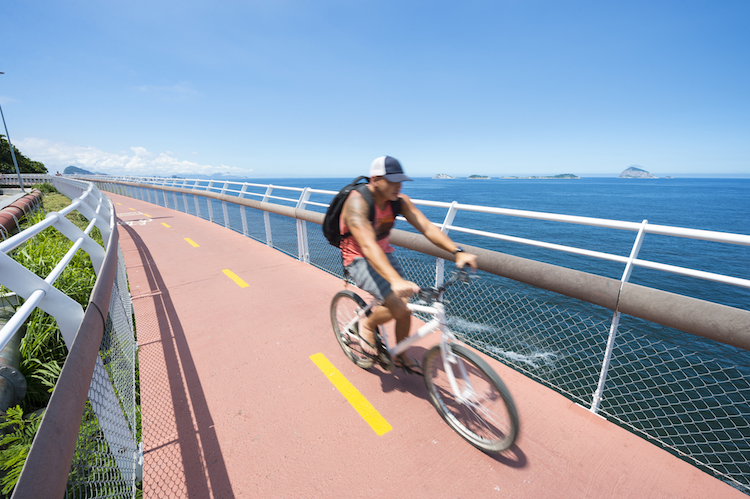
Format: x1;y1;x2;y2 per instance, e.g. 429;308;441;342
111;192;742;499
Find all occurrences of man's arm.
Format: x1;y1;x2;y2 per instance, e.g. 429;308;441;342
342;190;419;297
400;194;478;269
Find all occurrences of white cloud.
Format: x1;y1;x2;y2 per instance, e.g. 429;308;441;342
0;95;18;106
16;138;250;177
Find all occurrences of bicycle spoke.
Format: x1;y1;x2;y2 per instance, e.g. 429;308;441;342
331;291;375;369
423;344;518;453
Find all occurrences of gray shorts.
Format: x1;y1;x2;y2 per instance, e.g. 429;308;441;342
345;254;404;302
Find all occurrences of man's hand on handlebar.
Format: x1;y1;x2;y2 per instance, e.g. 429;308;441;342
392;278;420;299
456;251;478;270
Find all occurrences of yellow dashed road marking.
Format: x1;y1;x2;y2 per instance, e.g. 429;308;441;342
310;353;392;436
143;213;152;218
161;223;171;228
222;269;249;288
185;238;199;247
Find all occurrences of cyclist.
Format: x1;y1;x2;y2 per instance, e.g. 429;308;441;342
340;156;478;374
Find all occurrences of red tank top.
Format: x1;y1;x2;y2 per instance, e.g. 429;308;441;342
340;199;395;266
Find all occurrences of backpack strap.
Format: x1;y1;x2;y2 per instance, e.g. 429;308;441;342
354;184;401;218
350;184;400;241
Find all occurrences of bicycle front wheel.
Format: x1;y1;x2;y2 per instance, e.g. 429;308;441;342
330;290;375;369
423;344;519;453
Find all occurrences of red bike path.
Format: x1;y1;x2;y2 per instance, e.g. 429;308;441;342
110;193;742;498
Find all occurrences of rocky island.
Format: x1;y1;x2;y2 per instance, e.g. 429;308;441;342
468;175;491;179
499;174;580;179
619;166;658;178
432;173;457;179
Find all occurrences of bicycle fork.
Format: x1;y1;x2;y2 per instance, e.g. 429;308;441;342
441;336;477;404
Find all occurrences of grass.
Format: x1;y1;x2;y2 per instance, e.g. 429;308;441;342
0;183;141;497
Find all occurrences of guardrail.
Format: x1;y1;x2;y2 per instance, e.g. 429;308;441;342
1;176;140;498
89;175;749;493
0;173;53;187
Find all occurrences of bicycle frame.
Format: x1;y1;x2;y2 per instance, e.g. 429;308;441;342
332;269;519;453
342;293;478;404
382;301;447;359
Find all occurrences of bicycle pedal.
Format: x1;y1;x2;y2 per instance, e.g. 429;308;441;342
379;355;394;371
377;350;393;371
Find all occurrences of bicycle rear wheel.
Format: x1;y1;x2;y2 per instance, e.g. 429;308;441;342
330;290;375;369
423;344;519;453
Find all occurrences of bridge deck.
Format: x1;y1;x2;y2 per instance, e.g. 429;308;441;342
111;192;742;498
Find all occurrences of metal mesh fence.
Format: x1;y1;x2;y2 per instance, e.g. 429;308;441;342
66;247;140;498
392;246;750;493
104;183;750;495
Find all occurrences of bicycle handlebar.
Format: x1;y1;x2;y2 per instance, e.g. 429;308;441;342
417;268;474;303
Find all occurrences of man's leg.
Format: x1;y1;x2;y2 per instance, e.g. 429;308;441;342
360;292;411;352
345;255;411;356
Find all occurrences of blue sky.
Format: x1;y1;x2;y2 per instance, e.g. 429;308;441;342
2;1;749;178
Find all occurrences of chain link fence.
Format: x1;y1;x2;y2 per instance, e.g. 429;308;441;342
107;183;750;495
65;248;140;498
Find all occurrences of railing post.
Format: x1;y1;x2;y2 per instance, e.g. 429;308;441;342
180;181;189;213
590;219;649;413
296;188;312;262
221;182;230;228
239;184;249;237
262;185;274;246
206;181;215;222
435;202;459;287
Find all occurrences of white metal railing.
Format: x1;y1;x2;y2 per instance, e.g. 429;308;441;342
91;175;750;374
0;173;53;186
1;176;140;498
81;174;750;291
89;175;750;492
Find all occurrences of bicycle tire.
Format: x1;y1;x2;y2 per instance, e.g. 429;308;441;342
330;290;376;369
423;344;519;453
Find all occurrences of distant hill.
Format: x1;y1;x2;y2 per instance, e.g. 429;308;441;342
499;174;580;179
63;166;109;175
619;166;657;179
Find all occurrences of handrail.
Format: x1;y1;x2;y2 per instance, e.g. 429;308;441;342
0;180;111;350
12;207;121;499
1;176;140;498
85;175;750;492
82;175;750;289
0;173;52;186
91;177;750;352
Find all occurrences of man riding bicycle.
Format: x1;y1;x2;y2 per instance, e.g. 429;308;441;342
339;156;478;374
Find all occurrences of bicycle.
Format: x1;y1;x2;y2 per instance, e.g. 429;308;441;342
330;268;519;453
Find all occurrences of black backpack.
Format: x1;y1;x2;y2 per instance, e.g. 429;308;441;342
322;176;401;247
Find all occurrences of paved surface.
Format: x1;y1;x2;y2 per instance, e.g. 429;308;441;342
111;192;743;499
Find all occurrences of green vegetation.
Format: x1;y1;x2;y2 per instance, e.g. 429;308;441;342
0;185;141;496
0;136;46;174
0;407;42;496
31;182;58;194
